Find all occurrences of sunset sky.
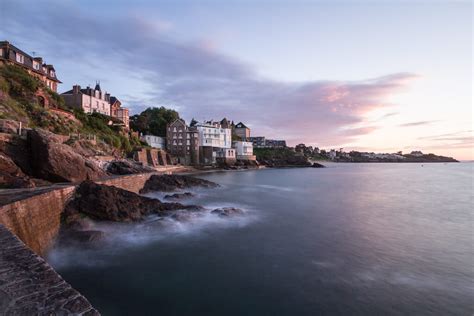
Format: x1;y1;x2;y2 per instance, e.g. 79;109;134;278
1;0;472;159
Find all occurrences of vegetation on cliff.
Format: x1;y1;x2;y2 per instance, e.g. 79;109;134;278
254;147;312;167
0;64;141;152
130;107;179;137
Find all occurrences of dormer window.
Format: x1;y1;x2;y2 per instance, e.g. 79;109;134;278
16;53;24;63
33;61;40;70
50;70;55;77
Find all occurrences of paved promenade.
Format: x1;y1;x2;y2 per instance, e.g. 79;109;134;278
0;225;99;315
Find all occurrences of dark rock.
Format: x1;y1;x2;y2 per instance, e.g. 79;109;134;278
0;153;35;188
258;153;312;168
140;174;219;193
311;162;326;168
27;129;107;183
64;180;202;222
164;192;195;200
211;207;244;217
106;160;155;175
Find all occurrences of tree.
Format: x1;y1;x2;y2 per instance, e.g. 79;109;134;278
130;106;179;137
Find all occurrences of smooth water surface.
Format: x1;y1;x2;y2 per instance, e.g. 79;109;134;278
49;163;474;315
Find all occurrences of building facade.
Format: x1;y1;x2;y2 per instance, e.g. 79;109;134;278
195;120;232;164
61;84;111;115
234;122;250;140
233;141;256;160
0;41;61;92
110;96;130;130
166;119;200;165
248;136;266;148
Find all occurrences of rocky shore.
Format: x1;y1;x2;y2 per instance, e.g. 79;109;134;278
58;175;244;246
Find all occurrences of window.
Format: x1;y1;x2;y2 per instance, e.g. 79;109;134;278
33;61;40;70
50;70;55;77
16;53;24;63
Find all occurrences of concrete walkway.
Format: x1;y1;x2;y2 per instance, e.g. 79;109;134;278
0;225;99;315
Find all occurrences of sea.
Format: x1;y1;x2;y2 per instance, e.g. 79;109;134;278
48;163;474;315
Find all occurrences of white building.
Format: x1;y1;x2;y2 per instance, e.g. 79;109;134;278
233;141;255;160
195;121;232;148
141;135;166;149
194;120;232;164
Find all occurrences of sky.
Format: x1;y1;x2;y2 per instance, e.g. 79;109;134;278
1;0;472;159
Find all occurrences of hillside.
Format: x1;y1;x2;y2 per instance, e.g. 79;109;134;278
0;64;140;152
0;64;155;189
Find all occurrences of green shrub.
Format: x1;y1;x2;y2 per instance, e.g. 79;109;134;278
0;64;39;95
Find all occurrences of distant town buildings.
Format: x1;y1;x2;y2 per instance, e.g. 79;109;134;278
248;136;286;148
165;118;259;165
0;41;62;93
410;151;424;157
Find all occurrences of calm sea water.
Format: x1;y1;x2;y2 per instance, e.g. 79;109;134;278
48;163;474;315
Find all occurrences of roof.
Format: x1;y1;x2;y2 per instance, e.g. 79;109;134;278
0;40;61;83
109;96;120;105
235;122;248;129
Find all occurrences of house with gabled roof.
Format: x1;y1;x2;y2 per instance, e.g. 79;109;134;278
0;41;62;92
234;122;250;140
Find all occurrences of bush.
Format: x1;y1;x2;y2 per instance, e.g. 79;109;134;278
0;64;39;95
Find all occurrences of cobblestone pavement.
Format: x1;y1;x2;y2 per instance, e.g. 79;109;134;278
0;225;99;315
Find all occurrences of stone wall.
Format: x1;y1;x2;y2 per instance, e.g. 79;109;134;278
0;185;76;256
0;224;99;315
0;172;158;256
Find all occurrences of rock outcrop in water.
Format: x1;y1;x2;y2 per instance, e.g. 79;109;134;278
140;174;219;193
60;180;204;245
164;192;195;200
64;180;202;223
211;207;244;217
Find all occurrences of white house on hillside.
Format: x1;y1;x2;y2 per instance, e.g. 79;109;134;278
141;135;166;149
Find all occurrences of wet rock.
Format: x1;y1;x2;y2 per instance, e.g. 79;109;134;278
64;180;202;223
311;162;326;168
106;160;155;175
28;129;106;182
140;174;219;193
211;207;244;217
164;192;195;200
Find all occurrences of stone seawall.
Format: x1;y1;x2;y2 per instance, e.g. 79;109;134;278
0;172;160;256
0;224;99;315
0;185;76;256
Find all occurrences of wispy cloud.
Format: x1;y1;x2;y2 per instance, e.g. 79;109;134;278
0;0;418;146
417;130;474;150
398;120;439;127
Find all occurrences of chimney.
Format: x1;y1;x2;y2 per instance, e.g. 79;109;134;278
73;85;81;94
